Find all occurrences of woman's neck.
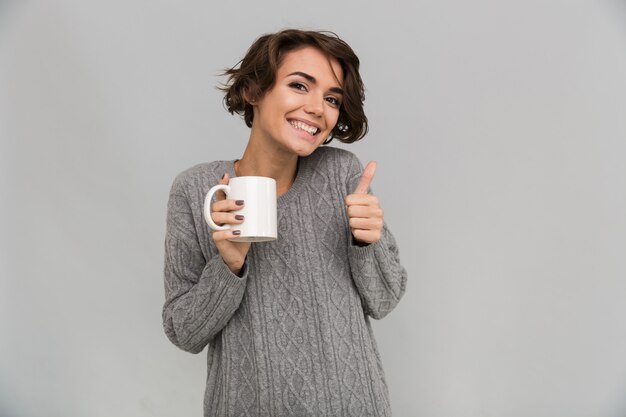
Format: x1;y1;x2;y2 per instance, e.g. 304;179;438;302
234;136;299;197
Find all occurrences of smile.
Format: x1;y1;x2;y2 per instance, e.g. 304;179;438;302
288;119;320;136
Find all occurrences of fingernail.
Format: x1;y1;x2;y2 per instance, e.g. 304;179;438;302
235;215;244;220
233;230;241;235
235;200;244;206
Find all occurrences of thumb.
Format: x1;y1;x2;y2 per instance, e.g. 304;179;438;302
354;161;377;194
216;172;229;200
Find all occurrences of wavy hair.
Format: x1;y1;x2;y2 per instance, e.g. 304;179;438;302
220;29;368;143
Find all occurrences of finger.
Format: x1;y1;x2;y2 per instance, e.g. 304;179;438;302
354;161;377;194
352;229;382;244
349;217;384;230
347;205;383;219
216;172;229;200
211;229;242;242
211;212;244;226
212;198;244;213
345;194;379;207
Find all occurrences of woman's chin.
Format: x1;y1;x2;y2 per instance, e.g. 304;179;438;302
293;140;325;157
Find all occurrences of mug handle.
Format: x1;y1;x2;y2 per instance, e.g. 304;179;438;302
203;184;231;231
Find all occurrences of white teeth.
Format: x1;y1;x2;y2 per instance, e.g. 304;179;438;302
290;120;318;135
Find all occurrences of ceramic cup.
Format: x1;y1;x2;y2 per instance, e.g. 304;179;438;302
203;176;277;242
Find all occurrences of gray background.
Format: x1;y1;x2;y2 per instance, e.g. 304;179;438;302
1;1;626;416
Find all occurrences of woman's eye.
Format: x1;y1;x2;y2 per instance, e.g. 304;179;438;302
325;97;341;107
289;82;307;91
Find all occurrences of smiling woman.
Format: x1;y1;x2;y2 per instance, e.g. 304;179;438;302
221;29;368;144
242;46;345;162
162;29;407;417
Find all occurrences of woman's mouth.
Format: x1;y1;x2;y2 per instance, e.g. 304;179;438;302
288;119;320;136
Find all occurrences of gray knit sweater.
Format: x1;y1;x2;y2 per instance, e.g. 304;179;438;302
163;146;407;417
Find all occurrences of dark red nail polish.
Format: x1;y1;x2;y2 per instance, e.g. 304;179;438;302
235;215;244;220
233;230;241;235
235;200;244;206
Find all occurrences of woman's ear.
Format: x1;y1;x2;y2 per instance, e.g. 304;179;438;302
243;89;257;105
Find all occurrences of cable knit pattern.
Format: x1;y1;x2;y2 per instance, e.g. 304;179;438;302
163;146;407;417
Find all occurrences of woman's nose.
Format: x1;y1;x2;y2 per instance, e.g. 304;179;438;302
303;96;324;116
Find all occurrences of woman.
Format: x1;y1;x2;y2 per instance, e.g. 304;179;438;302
163;29;407;417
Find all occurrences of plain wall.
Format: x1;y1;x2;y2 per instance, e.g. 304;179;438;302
1;1;626;416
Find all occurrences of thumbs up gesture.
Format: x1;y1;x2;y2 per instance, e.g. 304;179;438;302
345;161;384;245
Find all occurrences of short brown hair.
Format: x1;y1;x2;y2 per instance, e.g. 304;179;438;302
220;29;368;143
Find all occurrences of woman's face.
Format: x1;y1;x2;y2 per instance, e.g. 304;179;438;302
250;46;344;156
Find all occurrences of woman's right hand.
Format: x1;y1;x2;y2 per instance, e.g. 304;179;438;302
210;173;251;275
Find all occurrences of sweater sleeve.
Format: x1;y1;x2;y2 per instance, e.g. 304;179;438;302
162;174;248;353
347;228;407;319
345;152;408;320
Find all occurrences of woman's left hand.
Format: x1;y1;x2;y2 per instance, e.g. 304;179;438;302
345;161;383;245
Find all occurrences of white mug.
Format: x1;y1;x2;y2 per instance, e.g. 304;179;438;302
203;176;277;242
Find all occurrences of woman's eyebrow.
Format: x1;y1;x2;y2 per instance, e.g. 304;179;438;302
287;71;344;95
